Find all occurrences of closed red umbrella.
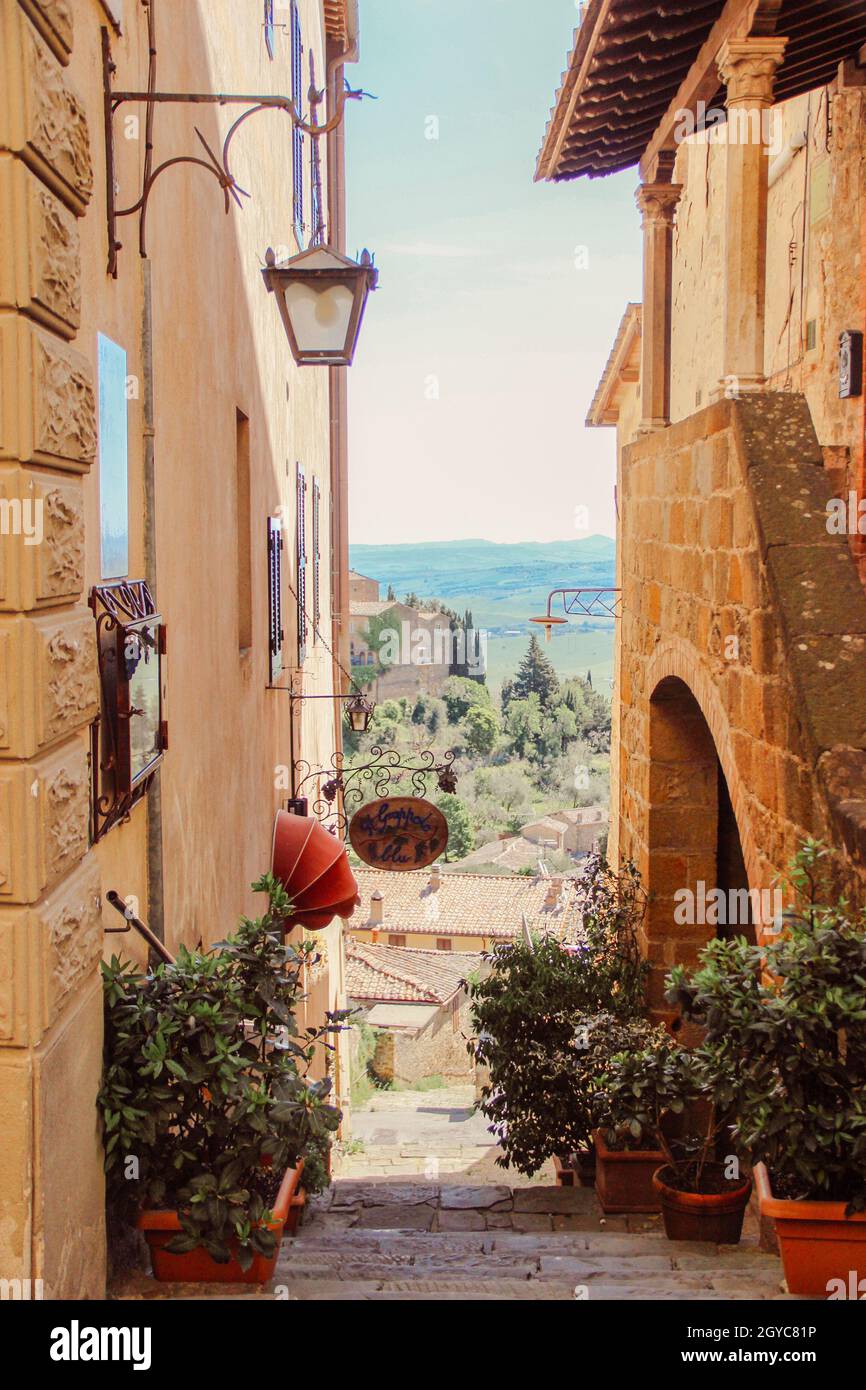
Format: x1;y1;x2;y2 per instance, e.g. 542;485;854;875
271;811;360;930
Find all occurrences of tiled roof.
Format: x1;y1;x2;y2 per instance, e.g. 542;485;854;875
586;303;641;428
537;0;866;182
346;867;583;939
350;600;396;618
346;940;482;1004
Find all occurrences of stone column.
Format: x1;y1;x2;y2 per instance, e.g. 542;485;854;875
635;182;682;432
0;1;103;1297
716;37;788;397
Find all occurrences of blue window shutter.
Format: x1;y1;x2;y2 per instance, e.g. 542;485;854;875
268;515;283;683
312;478;321;641
296;463;307;664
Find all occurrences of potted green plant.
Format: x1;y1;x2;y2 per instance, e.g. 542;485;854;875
594;1037;752;1236
467;858;651;1178
666;841;866;1292
99;874;347;1283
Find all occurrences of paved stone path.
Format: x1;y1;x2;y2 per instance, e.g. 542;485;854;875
113;1086;801;1300
337;1084;496;1178
272;1177;794;1300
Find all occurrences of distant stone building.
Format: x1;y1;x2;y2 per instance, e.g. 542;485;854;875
346;941;483;1084
348;572;454;699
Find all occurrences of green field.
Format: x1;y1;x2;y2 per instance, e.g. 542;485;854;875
485;627;615;698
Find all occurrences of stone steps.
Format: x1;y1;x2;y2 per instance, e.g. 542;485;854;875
274;1174;796;1302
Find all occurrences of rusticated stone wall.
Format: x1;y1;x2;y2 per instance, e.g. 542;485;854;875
616;392;866;1016
0;0;103;1298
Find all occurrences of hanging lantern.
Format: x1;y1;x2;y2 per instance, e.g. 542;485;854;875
271;810;359;931
345;691;375;733
262;244;378;367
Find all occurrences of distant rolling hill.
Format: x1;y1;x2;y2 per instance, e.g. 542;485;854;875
349;536;617;634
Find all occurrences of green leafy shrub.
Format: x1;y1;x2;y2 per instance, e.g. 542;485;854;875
99;874;349;1269
467;860;651;1175
666;841;866;1211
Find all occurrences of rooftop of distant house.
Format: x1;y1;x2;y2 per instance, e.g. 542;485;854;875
345;864;584;940
345;939;482;1005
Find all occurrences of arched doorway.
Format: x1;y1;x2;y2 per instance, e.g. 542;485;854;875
644;676;755;1014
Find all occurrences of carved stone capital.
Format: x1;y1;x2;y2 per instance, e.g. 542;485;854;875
717;37;788;108
635;182;683;229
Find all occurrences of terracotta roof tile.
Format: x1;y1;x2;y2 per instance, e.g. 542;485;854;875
345;867;583;939
345;940;482;1004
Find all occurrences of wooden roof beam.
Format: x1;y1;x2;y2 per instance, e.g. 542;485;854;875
639;0;779;182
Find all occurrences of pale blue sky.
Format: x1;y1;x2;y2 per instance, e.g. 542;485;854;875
346;0;642;544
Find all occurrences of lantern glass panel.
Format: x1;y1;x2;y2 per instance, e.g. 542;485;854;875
284;280;355;355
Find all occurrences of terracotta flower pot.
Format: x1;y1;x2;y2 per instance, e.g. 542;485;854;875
755;1162;866;1297
554;1151;596;1189
653;1163;752;1244
593;1129;666;1213
137;1162;303;1283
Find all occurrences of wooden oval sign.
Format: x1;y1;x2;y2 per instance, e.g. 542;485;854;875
349;796;448;871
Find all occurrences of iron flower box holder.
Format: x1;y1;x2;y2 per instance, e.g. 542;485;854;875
90;580;166;840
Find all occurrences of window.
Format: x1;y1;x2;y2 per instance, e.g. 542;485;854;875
263;0;275;57
90;579;165;840
236;410;252;652
97;333;129;579
312;477;321;643
436;938;452;952
267;515;283;683
296;463;307;663
387;934;406;948
291;0;304;245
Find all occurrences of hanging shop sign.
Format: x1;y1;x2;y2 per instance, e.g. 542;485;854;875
349;797;448;871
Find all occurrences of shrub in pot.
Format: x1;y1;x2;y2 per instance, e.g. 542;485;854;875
594;1038;752;1237
666;841;866;1292
99;874;348;1282
467;858;651;1177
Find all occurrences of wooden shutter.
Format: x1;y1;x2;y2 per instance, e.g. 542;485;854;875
312;478;321;643
296;463;307;664
291;1;304;243
267;516;283;683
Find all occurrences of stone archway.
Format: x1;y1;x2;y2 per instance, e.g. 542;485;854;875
642;674;756;1016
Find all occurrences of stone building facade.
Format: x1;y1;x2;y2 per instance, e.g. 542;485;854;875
540;2;866;1014
0;0;361;1296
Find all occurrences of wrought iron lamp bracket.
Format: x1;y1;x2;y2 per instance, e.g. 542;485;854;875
102;22;365;276
291;747;458;839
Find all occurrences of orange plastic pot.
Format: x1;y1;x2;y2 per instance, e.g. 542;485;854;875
653;1163;752;1244
593;1129;665;1213
137;1162;303;1283
755;1162;866;1297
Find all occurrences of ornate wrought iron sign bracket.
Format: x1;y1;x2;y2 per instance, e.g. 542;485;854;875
101;8;366;276
290;747;457;839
